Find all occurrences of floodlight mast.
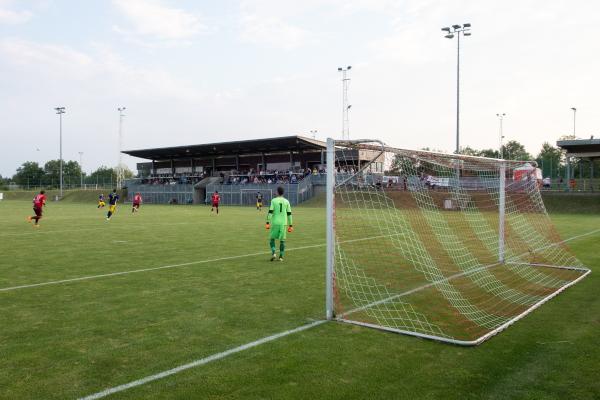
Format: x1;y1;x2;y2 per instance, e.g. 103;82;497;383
496;113;506;159
338;66;352;140
441;23;472;154
117;107;126;189
54;107;66;198
570;107;576;136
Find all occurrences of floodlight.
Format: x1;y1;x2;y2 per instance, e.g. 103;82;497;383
445;34;454;39
442;27;450;32
452;24;461;29
338;67;342;71
347;66;352;70
464;32;471;36
463;23;471;27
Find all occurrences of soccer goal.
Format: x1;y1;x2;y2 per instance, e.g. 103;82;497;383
325;138;590;345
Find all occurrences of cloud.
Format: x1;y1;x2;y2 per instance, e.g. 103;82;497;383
0;37;203;100
238;0;315;49
112;0;208;43
0;1;32;24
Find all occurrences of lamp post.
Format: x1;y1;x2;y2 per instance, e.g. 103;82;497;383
441;23;471;154
78;151;84;188
496;113;506;159
117;107;126;189
310;130;318;139
571;107;576;136
54;107;66;197
337;66;351;140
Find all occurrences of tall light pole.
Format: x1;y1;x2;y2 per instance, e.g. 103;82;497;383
117;107;126;189
54;107;66;197
442;23;471;154
78;151;84;188
337;66;351;140
310;130;317;139
496;113;506;159
571;107;576;136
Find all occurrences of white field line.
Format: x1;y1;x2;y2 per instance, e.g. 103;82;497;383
0;221;199;238
0;243;325;293
2;227;598;294
78;320;327;400
0;233;394;293
74;228;600;399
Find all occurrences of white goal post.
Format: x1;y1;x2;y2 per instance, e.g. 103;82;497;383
325;138;590;345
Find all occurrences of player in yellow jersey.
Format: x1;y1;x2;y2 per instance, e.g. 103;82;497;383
265;186;293;261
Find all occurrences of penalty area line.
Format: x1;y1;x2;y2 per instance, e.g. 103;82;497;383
0;243;325;293
78;319;327;400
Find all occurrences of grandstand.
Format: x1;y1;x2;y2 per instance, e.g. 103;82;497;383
122;135;384;205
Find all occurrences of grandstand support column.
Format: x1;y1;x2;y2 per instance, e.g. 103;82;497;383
190;158;194;174
498;162;506;264
170;159;175;176
212;158;216;176
289;151;293;167
235;155;239;171
326;138;335;320
320;149;325;165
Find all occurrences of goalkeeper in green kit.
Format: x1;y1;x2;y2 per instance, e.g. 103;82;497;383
265;186;293;261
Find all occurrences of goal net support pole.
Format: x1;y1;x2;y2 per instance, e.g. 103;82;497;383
498;162;506;264
326;138;335;320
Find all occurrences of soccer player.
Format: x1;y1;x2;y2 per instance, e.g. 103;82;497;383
106;189;119;221
132;192;142;213
211;191;220;214
256;191;263;211
265;186;293;261
98;193;106;208
27;190;46;227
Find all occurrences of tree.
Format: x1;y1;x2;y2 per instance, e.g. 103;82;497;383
501;140;532;161
89;166;116;186
13;161;45;186
536;142;562;179
479;148;500;159
43;159;83;187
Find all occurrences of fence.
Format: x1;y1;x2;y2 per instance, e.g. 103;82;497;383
124;181;194;204
206;176;314;206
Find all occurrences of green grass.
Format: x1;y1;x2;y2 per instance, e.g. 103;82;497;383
0;200;598;399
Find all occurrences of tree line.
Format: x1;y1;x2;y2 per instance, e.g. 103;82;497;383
0;160;134;189
390;139;599;179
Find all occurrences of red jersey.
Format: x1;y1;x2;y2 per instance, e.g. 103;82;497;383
211;193;220;204
33;194;46;208
133;194;142;204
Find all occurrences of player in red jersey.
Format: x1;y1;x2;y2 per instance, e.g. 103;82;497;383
27;190;47;227
211;191;220;214
132;193;142;213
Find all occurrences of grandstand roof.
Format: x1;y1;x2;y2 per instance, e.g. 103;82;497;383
557;138;600;158
122;135;326;160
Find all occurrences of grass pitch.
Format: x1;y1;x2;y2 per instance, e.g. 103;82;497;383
0;199;598;399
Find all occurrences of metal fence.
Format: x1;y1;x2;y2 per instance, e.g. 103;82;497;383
124;181;194;204
206;177;314;206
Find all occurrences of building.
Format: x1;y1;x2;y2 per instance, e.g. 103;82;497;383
557;137;600;191
122;135;384;205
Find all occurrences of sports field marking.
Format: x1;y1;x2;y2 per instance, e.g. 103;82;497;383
1;228;598;293
0;243;325;292
77;228;599;399
0;221;200;238
78;319;327;400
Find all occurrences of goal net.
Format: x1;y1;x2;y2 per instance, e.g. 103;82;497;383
325;139;590;345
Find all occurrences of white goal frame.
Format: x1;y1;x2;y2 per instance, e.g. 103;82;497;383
325;138;590;346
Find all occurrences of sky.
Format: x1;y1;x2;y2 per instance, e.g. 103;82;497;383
0;0;598;177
